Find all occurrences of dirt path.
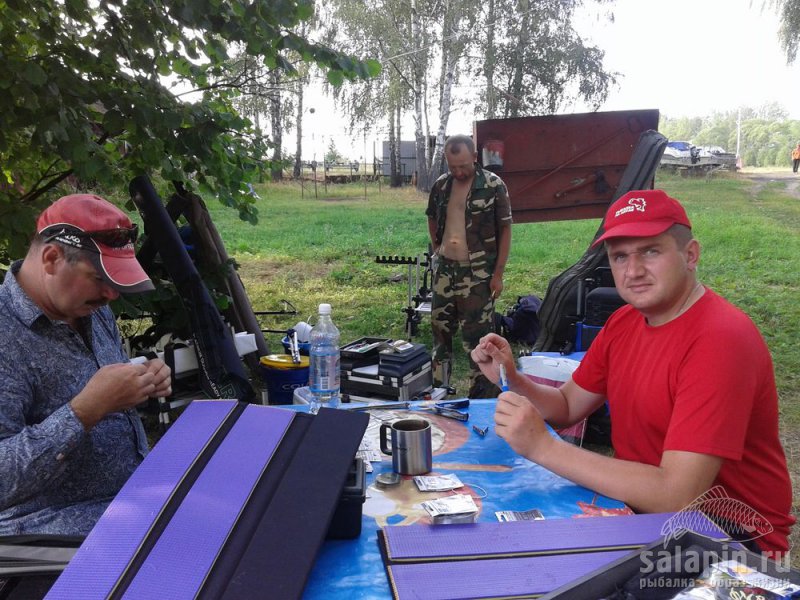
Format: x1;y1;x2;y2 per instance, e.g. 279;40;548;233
739;169;800;199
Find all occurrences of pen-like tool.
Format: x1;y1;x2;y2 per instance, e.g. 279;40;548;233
499;364;509;392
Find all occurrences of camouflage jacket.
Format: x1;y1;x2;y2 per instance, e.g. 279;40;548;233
426;165;512;279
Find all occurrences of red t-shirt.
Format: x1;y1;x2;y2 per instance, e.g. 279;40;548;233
572;288;794;552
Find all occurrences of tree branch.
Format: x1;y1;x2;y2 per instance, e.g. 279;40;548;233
20;168;75;205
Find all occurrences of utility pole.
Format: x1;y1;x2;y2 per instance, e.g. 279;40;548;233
736;108;742;160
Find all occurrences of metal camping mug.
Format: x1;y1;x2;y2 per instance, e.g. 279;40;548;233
379;418;433;475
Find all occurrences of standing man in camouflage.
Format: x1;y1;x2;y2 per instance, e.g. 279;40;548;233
426;135;513;398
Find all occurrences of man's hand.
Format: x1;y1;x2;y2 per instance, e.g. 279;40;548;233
70;360;172;430
471;333;515;387
490;273;504;300
494;391;555;462
145;358;172;399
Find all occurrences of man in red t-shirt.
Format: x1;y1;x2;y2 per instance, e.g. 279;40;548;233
472;189;794;553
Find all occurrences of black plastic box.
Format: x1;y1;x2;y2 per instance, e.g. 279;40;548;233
340;337;391;371
378;346;430;377
326;458;366;540
341;363;433;401
583;286;626;326
378;341;427;366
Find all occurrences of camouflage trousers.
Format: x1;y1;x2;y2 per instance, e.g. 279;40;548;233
431;256;496;394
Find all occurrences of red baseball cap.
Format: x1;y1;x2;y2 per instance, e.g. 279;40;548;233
37;194;154;293
592;189;692;248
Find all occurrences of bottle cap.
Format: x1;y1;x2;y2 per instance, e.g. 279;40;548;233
318;303;332;315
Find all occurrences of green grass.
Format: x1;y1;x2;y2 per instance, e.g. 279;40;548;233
653;173;800;426
204;174;800;432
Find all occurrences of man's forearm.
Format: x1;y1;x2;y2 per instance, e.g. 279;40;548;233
531;435;721;513
427;218;439;252
506;369;575;425
0;404;83;510
506;370;594;428
493;224;511;277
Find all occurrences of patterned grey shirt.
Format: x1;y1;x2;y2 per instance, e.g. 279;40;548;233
0;261;148;535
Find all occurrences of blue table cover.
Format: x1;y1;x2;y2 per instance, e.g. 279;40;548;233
297;399;626;599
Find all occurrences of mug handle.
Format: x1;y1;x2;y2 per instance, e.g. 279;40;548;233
379;423;392;455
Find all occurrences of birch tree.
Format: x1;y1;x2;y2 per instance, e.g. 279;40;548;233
326;0;616;191
478;0;616;118
322;0;415;186
773;0;800;62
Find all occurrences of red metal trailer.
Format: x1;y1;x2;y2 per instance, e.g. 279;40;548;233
473;109;660;223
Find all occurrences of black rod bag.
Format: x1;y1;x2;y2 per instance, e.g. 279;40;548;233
129;175;255;402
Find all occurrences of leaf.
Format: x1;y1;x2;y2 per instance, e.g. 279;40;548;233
22;62;46;86
81;156;102;179
326;69;344;87
103;109;126;135
64;0;87;19
365;59;382;77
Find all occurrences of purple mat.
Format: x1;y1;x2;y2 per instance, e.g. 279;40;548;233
388;549;631;599
382;513;721;562
46;400;239;600
121;404;294;599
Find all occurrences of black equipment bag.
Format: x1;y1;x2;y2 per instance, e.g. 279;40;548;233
497;295;542;345
129;176;256;403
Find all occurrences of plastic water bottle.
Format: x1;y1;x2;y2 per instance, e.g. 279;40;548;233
308;303;341;413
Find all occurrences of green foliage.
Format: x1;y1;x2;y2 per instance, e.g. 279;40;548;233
775;0;800;62
113;253;236;352
0;0;379;264
659;104;800;167
480;0;617;117
327;0;616;162
324;139;347;164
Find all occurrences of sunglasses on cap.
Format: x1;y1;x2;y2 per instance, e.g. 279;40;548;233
43;224;139;249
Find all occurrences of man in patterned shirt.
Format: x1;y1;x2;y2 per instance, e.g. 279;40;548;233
426;134;512;398
0;194;171;535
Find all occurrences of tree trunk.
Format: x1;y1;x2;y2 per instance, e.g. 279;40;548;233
410;0;429;192
269;70;283;181
484;0;497;119
507;0;532;118
428;54;456;186
427;11;458;189
389;105;402;187
293;81;304;178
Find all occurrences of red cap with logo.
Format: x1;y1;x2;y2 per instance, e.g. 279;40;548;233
591;189;692;248
37;194;154;293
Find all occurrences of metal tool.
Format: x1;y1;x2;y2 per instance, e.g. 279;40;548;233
432;405;469;421
435;399;469;409
414;398;469;421
472;425;489;437
342;401;410;412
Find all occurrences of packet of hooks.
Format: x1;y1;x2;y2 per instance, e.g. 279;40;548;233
421;494;478;520
495;509;545;522
413;474;464;492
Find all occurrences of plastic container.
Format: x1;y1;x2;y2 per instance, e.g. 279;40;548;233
517;355;581;387
259;354;310;405
326;458;366;540
308;303;341;413
518;354;583;444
